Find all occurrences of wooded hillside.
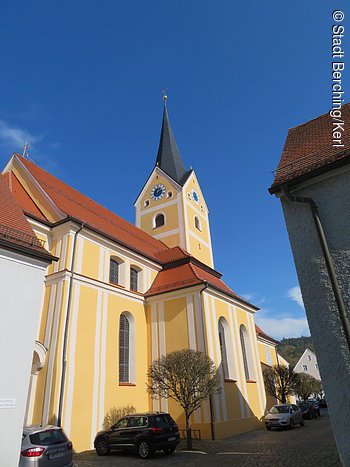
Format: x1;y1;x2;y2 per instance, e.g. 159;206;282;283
277;336;315;369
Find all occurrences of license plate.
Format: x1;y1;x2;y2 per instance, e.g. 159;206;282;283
49;451;64;459
168;436;176;441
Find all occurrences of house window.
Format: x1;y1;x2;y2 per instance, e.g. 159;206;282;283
302;365;308;371
307;355;311;361
119;314;130;382
315;364;318;369
109;259;119;285
194;216;201;231
218;320;229;379
240;325;255;381
130;267;139;292
154;213;165;228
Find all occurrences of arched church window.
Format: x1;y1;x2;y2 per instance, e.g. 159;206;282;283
119;312;136;384
240;325;255;381
218;320;229;379
119;314;130;382
154;213;165;228
130;267;139;292
194;216;201;231
109;258;120;285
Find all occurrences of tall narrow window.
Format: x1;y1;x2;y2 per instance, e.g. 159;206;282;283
155;213;165;228
130;267;139;292
194;216;201;231
240;325;254;381
119;314;130;382
218;320;229;379
109;259;119;284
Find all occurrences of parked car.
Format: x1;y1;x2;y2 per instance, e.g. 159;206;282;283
319;398;327;408
20;425;73;466
298;401;318;419
264;404;304;430
307;399;321;417
94;412;180;459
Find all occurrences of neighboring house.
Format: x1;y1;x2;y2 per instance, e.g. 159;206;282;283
0;176;55;466
1;100;271;452
269;103;350;463
293;348;321;381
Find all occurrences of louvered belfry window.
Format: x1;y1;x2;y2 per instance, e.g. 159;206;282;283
109;259;119;285
130;267;138;292
119;314;130;382
218;320;229;379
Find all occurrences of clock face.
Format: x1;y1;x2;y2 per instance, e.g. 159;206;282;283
191;189;199;204
151;184;166;201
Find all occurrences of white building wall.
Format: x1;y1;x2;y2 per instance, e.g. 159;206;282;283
0;248;48;467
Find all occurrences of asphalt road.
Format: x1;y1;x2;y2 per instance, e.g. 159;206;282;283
73;409;341;467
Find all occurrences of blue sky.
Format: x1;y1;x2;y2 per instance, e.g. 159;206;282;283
1;1;349;339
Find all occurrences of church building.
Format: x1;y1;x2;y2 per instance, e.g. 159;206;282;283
2;99;276;451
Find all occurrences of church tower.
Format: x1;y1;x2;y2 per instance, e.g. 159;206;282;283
135;97;214;267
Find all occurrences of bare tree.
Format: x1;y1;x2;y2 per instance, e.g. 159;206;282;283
294;373;319;401
147;349;218;449
263;365;299;404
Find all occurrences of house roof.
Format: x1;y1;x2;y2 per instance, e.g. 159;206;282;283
255;324;279;345
146;246;258;309
11;154;170;262
0;174;54;261
156;101;191;186
269;103;350;193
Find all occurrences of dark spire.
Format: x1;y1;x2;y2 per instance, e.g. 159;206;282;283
155;96;189;185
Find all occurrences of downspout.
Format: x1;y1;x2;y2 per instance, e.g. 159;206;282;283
57;223;84;426
282;185;350;351
199;282;216;440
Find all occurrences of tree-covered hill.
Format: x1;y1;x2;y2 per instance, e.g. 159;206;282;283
277;336;315;369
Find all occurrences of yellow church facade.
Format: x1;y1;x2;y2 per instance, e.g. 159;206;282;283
2;101;278;452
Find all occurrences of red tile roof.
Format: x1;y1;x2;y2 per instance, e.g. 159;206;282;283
270;103;350;192
3;172;47;222
255;324;279;345
0;175;52;259
14;155;169;262
146;247;258;309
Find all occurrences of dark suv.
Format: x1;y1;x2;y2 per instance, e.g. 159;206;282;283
94;412;180;459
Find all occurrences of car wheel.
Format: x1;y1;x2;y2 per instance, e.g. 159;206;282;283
138;440;153;459
164;446;176;455
300;418;305;426
289;420;294;430
95;438;110;456
266;426;272;431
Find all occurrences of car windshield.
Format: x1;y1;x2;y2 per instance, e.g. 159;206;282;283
270;406;289;414
29;429;67;446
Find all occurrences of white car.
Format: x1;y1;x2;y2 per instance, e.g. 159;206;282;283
264;404;304;430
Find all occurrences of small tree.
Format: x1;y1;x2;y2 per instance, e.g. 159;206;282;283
313;379;324;399
294;374;319;401
263;365;299;404
103;404;136;429
147;349;218;449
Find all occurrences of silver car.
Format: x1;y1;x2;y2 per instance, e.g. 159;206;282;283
264;404;304;430
20;425;73;466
